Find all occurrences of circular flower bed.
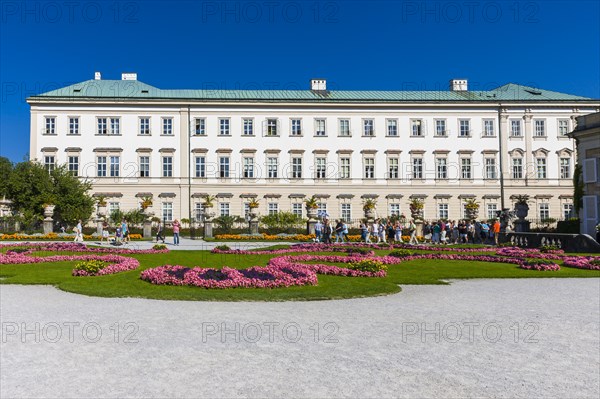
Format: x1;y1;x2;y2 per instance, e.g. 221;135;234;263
520;259;560;271
0;242;169;254
562;257;600;270
0;243;142;276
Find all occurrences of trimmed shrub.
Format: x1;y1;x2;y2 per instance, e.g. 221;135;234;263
388;249;415;258
348;259;387;273
74;260;108;274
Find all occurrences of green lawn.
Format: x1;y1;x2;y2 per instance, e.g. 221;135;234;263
1;246;598;301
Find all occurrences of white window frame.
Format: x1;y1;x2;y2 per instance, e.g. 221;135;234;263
162;156;173;177
194;118;205;136
338;119;351;137
242;118;254;136
290;118;302;136
363;119;375;137
435;119;446;137
139;156;150;177
458;119;471;137
195;156;206;178
68;117;79;135
483;119;495;137
139;117;151;135
219;118;230;136
162;117;173;136
386;119;398;137
314;118;326;137
44;117;56;135
363;157;375;179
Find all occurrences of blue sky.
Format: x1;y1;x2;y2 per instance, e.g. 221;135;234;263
1;0;599;162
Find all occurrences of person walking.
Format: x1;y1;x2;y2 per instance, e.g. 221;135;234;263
314;220;323;243
394;221;403;243
492;219;501;245
360;222;369;243
172;219;181;246
387;222;395;243
74;219;84;242
481;221;490;244
432;221;441;244
335;220;344;243
100;221;109;244
372;220;380;243
408;219;418;245
120;219;129;243
156;220;165;243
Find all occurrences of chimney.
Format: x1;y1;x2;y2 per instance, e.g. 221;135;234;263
121;73;138;81
94;72;101;80
450;79;468;91
310;79;327;91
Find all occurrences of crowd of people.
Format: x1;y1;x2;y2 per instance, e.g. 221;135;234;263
312;217;503;246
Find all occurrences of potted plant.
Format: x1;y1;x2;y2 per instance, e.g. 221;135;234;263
304;195;319;219
409;198;424;221
464;198;480;220
202;195;216;221
140;195;153;211
513;195;530;220
96;195;107;217
248;198;260;219
363;198;377;219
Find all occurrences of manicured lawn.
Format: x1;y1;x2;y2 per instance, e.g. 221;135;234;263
1;246;598;301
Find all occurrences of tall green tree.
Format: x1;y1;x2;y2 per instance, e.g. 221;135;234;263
0;157;12;198
5;161;94;226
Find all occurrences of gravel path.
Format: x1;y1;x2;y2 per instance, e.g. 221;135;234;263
1;278;599;398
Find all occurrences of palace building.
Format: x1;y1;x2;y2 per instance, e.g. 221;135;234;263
27;73;600;224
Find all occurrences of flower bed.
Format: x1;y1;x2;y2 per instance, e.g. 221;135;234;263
0;242;168;254
562;257;600;270
214;233;316;241
0;232;143;240
519;259;560;271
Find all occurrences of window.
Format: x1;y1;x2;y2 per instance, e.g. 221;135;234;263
563;203;574;219
315;119;326;136
267;157;278;178
389;203;400;217
109;202;120;214
436;158;447;179
195;203;204;222
435;119;446;136
317;202;327;217
220;203;230;216
69;117;79;135
387;119;398;136
140;117;151;135
268;202;279;215
292;203;303;218
68;156;79;176
242;118;253;136
558;119;569;136
487;204;498;220
163;118;173;135
459;119;471;137
44;156;55;172
243;157;254;178
315;157;327;179
411;119;423;136
266;119;278;136
388;158;399;179
560;158;571;179
195;156;206;178
291;119;302;136
363;158;375;179
461;158;472;179
483;119;495;136
243;203;250;218
510;120;522;137
539;203;550;219
219;157;230;178
363;119;374;136
339;119;350;136
97;156;107;177
438;204;449;220
139;156;150;177
110;118;120;135
219;118;230;136
534;120;546;137
512;158;523;179
45;117;56;134
536;157;547;179
97;118;107;135
162;202;173;221
339;158;350;179
194;118;205;136
341;203;351;221
109;156;120;177
485;157;497;179
162;156;173;177
412;158;423;179
291;157;302;179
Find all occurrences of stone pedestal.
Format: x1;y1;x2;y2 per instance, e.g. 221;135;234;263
307;220;316;235
96;219;103;235
43;219;53;234
143;220;152;238
250;220;259;235
415;221;424;237
204;221;213;239
514;220;531;233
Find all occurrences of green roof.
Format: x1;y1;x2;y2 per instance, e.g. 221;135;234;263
28;80;594;102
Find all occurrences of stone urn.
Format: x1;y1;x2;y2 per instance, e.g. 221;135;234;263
515;203;529;220
248;209;259;221
307;207;318;220
43;204;55;219
365;209;376;221
465;208;479;221
203;207;216;222
97;204;107;218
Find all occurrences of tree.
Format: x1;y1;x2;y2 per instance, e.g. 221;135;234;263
259;212;304;233
214;215;243;233
0;157;12;198
124;209;145;227
4;161;94;228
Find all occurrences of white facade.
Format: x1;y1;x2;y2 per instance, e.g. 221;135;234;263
28;75;600;223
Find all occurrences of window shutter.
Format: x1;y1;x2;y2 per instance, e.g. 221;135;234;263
582;195;599;236
582;158;597;183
